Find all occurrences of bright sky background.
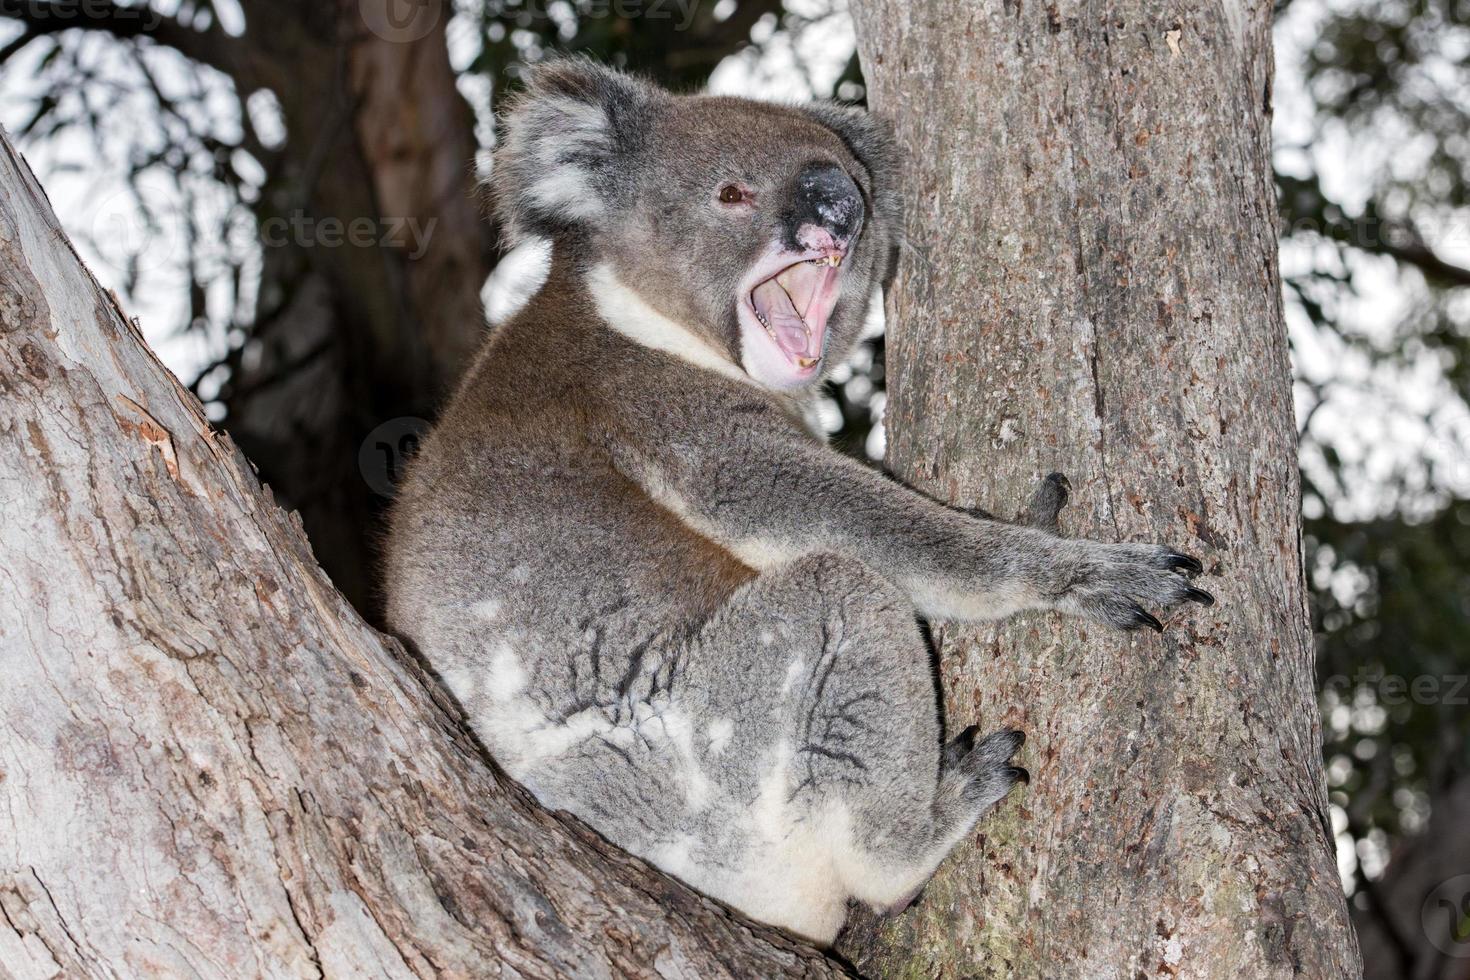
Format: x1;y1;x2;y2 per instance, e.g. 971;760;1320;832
1275;0;1470;519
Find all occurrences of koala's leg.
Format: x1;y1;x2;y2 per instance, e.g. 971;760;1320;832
674;552;1026;943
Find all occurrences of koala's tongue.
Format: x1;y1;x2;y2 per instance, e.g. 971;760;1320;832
751;261;830;360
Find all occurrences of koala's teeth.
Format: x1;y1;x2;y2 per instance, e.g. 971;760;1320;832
795;356;818;368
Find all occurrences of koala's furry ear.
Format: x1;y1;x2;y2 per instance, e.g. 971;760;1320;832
801;103;904;288
491;58;668;244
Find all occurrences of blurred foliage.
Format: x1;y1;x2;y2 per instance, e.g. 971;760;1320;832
1276;0;1470;903
464;0;781;93
1310;502;1470;835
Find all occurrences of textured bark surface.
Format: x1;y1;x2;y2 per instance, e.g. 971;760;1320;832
843;1;1361;976
0;131;840;979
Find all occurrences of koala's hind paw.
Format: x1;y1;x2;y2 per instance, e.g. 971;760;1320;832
1059;541;1215;632
947;726;1029;810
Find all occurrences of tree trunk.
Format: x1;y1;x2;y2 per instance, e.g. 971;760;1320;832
842;1;1361;976
216;0;498;616
0;130;838;978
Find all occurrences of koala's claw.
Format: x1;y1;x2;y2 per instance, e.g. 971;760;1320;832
1127;603;1164;633
942;723;981;769
1026;471;1072;532
1060;541;1217;632
1161;552;1205;576
949;728;1029;808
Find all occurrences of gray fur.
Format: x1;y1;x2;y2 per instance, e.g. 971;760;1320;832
384;60;1212;945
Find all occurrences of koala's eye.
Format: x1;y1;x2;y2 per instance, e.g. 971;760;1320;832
718;184;747;205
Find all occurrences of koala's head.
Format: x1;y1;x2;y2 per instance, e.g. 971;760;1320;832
492;58;901;391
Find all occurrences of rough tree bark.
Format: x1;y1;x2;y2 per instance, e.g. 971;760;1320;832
0;132;840;978
841;1;1362;976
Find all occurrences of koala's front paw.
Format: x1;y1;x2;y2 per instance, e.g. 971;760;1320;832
1057;541;1215;631
946;726;1029;810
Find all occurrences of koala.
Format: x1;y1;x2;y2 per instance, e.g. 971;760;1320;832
383;59;1214;945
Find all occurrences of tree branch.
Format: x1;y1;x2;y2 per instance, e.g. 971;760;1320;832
1343;808;1420;977
0;0;242;79
663;0;782;72
1278;171;1470;288
0;123;842;978
1366;232;1470;288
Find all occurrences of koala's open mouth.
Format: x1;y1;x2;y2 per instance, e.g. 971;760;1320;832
745;253;844;374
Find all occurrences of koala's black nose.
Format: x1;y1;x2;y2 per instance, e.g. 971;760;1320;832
786;161;864;248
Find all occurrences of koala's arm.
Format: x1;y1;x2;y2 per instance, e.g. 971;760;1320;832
625;416;1211;630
